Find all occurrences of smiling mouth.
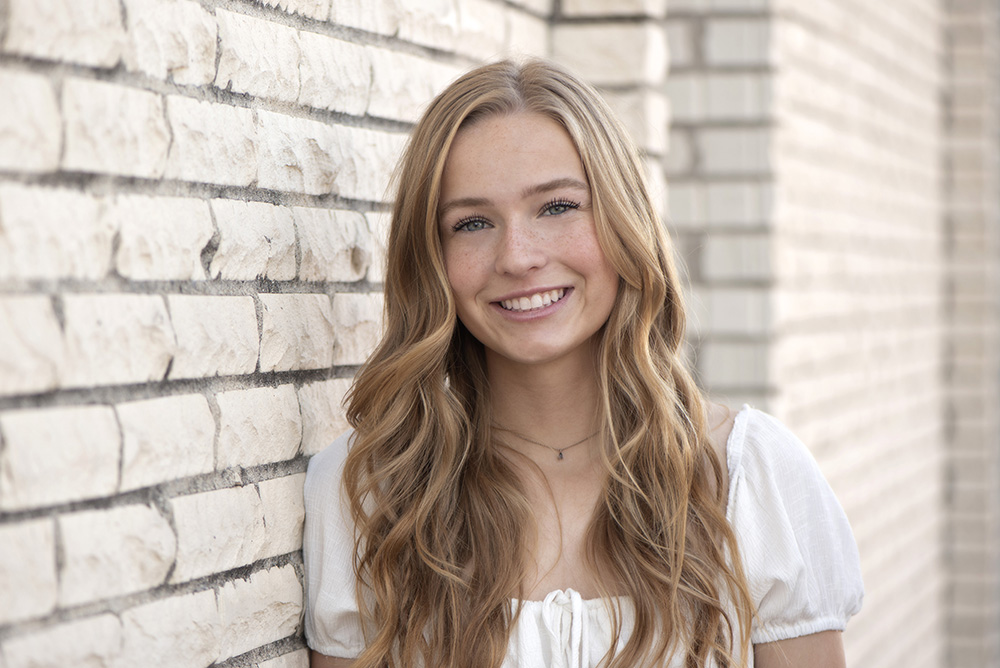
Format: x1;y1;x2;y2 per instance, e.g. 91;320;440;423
499;288;567;312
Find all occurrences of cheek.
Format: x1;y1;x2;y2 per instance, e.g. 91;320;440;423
444;249;481;303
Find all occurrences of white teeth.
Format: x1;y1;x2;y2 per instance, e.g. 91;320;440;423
501;288;566;312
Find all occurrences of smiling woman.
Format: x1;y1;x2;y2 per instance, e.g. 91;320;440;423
302;59;863;668
438;112;618;370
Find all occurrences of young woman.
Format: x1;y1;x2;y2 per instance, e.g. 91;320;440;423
303;59;863;668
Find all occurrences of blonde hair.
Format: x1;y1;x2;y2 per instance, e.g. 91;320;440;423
343;59;755;668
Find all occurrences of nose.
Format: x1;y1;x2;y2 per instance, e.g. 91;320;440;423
494;219;547;276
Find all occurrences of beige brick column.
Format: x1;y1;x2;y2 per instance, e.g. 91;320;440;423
943;1;1000;666
665;0;776;409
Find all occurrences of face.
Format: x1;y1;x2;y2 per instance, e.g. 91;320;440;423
437;112;619;370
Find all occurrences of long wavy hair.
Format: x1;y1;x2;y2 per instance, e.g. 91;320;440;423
342;59;755;668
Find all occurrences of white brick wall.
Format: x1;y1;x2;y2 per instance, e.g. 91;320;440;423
0;0;550;663
668;1;1000;667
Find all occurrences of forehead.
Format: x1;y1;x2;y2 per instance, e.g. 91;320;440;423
440;112;587;200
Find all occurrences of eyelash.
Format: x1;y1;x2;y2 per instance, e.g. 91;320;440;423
541;198;581;215
453;215;489;232
450;198;582;232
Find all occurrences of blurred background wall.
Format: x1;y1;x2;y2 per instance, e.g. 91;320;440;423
668;1;1000;666
0;1;997;667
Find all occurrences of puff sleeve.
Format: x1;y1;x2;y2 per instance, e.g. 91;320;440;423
303;431;366;658
725;408;864;644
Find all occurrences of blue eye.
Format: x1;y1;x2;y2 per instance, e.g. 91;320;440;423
454;216;490;232
542;199;580;216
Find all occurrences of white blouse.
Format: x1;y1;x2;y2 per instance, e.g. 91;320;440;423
303;406;864;666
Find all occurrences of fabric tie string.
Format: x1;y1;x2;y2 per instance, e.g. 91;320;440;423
540;589;589;668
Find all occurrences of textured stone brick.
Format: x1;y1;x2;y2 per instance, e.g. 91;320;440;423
122;0;217;85
255;111;341;197
0;70;61;172
298;378;352;455
666;20;696;68
117;394;215;491
698;127;772;174
217;565;303;660
0;297;64;396
209;200;297;281
0;184;115;280
328;0;402;36
704;181;772;225
216;10;301;104
701;233;772;280
170;485;266;582
258;649;310;668
216;385;302;469
562;0;667;17
552;23;668;86
699;341;769;388
368;49;461;122
506;9;548;56
667;182;706;227
258;473;306;557
164;96;258;187
62;78;169;178
118;590;221;667
666;74;706;122
706;18;771;65
711;0;768;8
259;294;336;372
693;287;771;336
601;90;669;154
295;207;372;282
0;406;119;510
706;73;771;120
0;614;122;668
256;112;404;200
666;129;694;175
297;32;370;115
365;211;390;283
58;504;176;606
258;0;330;20
331;293;383;365
508;0;552;14
397;0;459;51
167;295;260;379
329;127;406;202
0;520;57;625
113;195;214;280
4;0;125;67
60;295;175;387
644;158;668;221
456;0;507;60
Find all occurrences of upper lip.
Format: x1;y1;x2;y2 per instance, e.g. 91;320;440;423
492;286;570;302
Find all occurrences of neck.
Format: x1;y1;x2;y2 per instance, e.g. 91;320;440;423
487;350;603;468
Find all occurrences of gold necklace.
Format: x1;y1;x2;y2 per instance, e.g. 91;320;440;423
494;426;600;461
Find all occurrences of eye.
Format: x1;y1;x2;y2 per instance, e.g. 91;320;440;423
453;215;491;232
541;199;581;216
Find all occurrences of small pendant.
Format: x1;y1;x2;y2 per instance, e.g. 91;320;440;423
557;451;564;460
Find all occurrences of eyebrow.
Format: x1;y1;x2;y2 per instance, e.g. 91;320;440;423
438;177;590;218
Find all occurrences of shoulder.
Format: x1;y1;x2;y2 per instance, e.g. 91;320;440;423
304;431;355;504
303;430;357;573
302;430;367;657
722;406;865;644
724;406;824;497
